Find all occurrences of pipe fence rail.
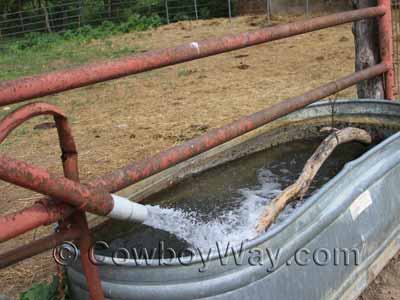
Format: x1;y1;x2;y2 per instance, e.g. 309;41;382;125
0;1;395;300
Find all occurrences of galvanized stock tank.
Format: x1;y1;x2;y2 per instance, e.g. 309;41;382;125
68;99;400;300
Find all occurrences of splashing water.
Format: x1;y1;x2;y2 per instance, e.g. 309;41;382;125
143;168;301;249
104;139;370;254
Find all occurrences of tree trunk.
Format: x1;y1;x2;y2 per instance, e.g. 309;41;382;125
352;0;384;99
40;0;52;33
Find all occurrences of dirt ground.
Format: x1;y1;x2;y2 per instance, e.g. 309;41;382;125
0;15;398;299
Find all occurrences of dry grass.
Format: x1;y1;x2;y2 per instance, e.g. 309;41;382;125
0;14;377;298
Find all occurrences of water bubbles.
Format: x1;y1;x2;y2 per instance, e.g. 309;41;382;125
144;167;298;249
108;139;367;254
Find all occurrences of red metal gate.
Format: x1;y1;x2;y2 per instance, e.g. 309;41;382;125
0;1;395;299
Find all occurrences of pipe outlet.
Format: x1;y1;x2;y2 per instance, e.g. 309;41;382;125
108;194;149;223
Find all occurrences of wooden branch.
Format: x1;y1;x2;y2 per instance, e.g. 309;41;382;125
255;127;372;233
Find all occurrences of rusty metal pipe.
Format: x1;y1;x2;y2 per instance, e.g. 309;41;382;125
0;104;104;297
0;6;385;106
0;156;149;221
0;199;74;242
69;211;104;300
91;63;389;193
54;103;104;300
0;227;80;269
377;0;395;100
0;103;64;142
0;64;387;242
0;102;81;242
0;155;114;216
0;102;79;174
0;195;148;243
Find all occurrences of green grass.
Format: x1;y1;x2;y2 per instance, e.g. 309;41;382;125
0;41;138;80
20;275;62;300
0;15;161;80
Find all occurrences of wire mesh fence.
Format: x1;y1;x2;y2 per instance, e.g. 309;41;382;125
0;0;335;41
0;0;233;39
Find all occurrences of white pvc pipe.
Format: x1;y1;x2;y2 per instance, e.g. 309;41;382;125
108;194;149;223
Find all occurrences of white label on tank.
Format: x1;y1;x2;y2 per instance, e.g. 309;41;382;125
350;190;373;220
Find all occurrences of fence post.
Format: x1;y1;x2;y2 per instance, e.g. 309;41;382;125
78;0;84;27
353;0;385;99
194;0;199;20
165;0;170;24
269;0;272;16
267;0;272;23
378;0;395;100
228;0;232;19
305;0;310;18
393;0;399;97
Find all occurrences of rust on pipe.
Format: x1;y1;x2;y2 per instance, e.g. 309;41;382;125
0;155;114;215
0;102;64;142
0;102;79;171
0;102;80;242
91;63;389;193
0;103;113;215
0;103;104;298
377;0;395;100
0;6;385;106
0;64;388;236
0;102;80;193
57;107;104;300
70;211;105;300
0;199;74;242
0;227;80;269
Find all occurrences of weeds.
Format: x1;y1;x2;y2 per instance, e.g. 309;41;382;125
20;276;63;300
177;68;198;77
9;15;161;51
0;15;161;80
